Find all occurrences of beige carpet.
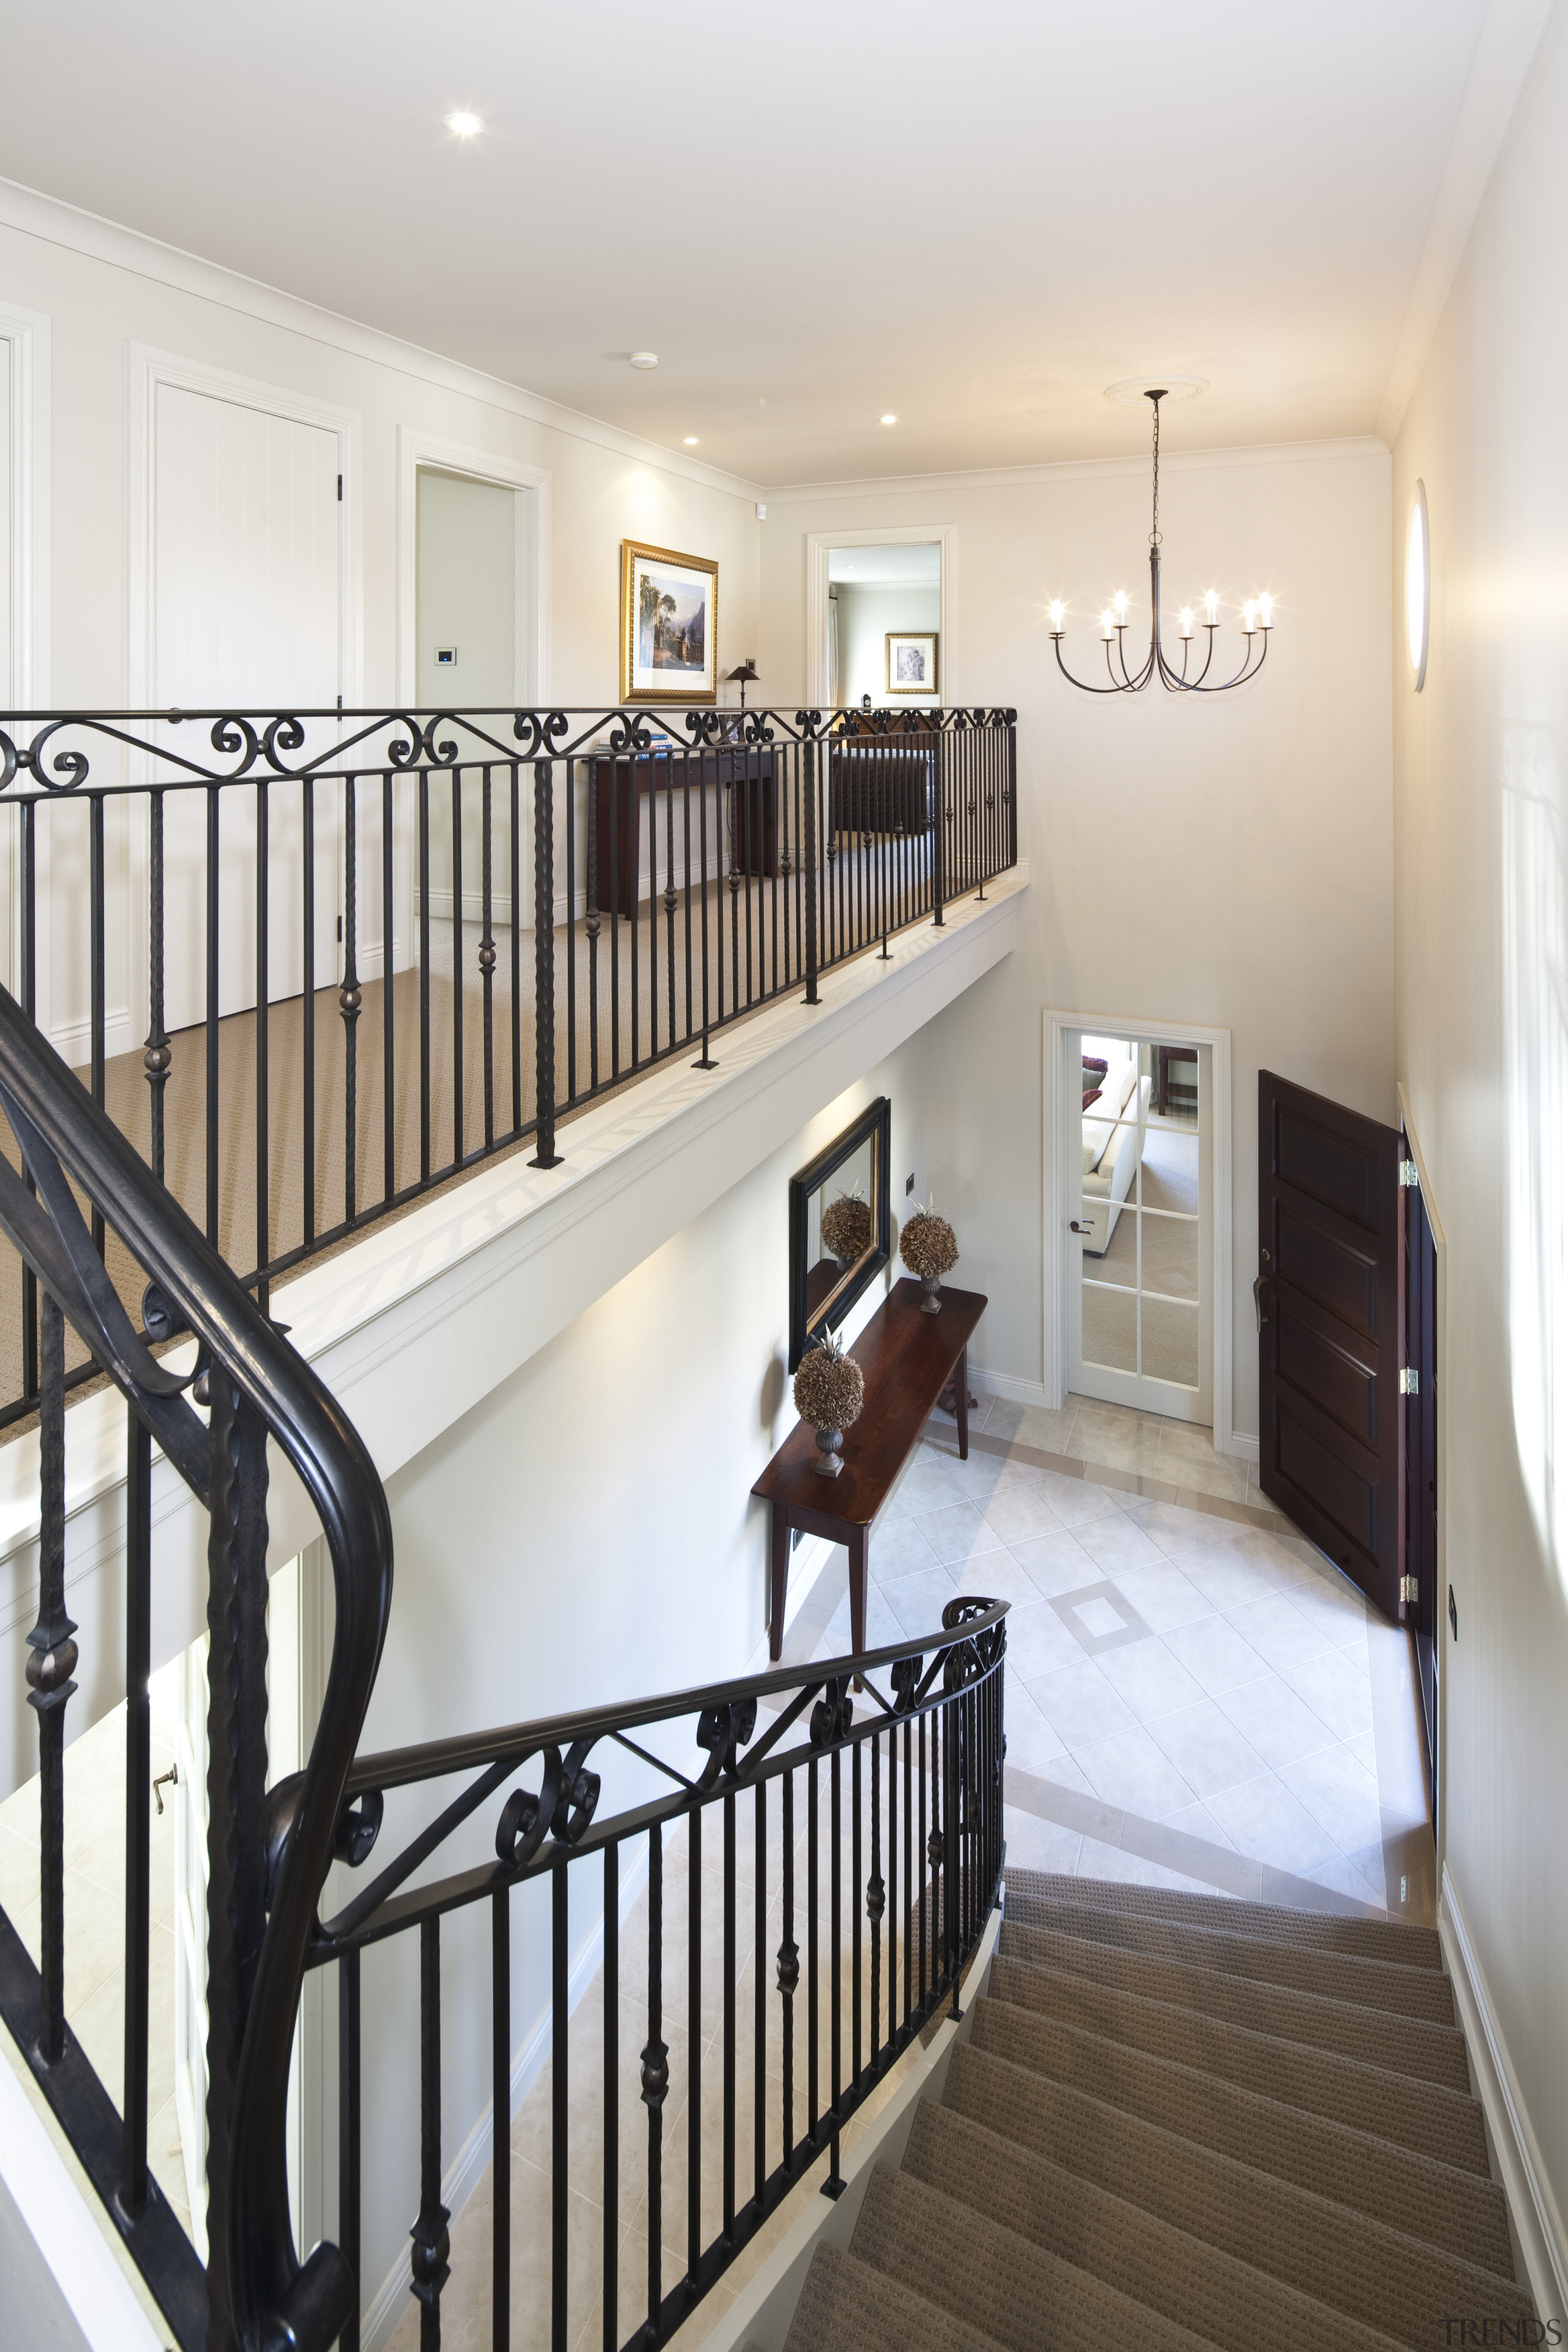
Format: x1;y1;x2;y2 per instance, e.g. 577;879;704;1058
780;1870;1536;2352
0;843;928;1420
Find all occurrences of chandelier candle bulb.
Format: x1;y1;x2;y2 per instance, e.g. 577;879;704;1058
1204;589;1219;625
1113;590;1129;625
1049;600;1064;636
1243;600;1258;634
1180;606;1194;639
1101;609;1115;641
1259;593;1273;631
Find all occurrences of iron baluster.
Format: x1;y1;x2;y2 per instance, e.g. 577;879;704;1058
303;777;317;1245
807;1754;820;2135
450;766;464;1168
551;1858;568;2352
802;736;820;1005
144;788;171;1187
822;1744;844;2201
586;763;601;1094
687;1800;702;2296
418;771;431;1185
341;774;361;1227
778;1768;797;2166
562;759;575;1111
27;1292;74;2066
382;771;396;1208
410;1917;450;2350
339;1950;363;2352
89;793;105;1259
121;1409;153;2215
641;1821;668;2342
255;781;270;1306
867;1732;883;2069
692;756;714;1069
510;764;523;1134
851;1738;862;2084
752;1779;766;2207
20;796;37;1402
722;1786;736;2245
492;1890;510;2352
601;1837;618;2352
902;1717;913;2031
530;757;561;1167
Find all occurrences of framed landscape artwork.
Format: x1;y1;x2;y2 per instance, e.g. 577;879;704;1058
620;540;719;704
886;631;938;695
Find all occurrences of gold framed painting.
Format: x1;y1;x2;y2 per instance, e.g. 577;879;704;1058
620;540;719;704
886;631;938;696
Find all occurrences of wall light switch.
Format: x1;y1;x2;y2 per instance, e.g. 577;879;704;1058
435;646;457;666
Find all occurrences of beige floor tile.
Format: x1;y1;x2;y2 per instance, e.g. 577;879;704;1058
983;1397;1080;1452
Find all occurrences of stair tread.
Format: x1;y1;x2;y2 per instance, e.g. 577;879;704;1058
903;2100;1412;2352
993;1932;1469;2087
940;2039;1532;2342
968;1993;1506;2260
1002;1893;1455;2022
782;2243;1010;2352
1006;1868;1441;1967
850;2164;1220;2352
978;1977;1484;2168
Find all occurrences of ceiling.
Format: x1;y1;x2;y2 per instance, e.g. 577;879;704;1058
1;0;1499;485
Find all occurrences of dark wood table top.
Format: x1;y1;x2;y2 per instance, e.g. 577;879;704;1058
753;1280;987;1529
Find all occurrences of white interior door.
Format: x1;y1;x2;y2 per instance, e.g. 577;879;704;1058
153;382;342;1033
1067;1025;1213;1425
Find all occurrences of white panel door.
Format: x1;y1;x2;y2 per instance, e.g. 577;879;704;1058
154;383;342;1033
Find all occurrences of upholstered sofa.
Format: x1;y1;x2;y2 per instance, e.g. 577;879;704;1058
1078;1049;1151;1253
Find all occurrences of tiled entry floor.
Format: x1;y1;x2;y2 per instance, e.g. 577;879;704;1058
778;1393;1436;1929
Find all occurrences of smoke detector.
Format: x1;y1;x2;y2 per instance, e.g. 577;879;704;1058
630;352;659;370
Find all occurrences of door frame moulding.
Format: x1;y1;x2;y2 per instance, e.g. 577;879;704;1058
395;424;551;712
805;525;956;709
1396;1080;1448;1870
1043;1008;1239;1457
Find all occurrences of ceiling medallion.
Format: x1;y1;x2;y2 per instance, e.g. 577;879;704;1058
1050;389;1272;695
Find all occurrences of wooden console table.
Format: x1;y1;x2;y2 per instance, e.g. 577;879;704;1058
590;747;778;910
753;1278;987;1665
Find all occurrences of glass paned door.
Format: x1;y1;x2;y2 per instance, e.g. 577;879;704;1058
1068;1030;1210;1423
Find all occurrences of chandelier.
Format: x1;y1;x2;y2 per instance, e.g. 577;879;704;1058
1050;389;1272;694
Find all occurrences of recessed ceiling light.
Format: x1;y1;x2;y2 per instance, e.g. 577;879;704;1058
683;435;699;445
630;352;658;370
445;110;483;137
880;413;897;425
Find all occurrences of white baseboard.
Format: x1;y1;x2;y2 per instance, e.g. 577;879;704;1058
1224;1430;1261;1464
358;1838;654;2352
969;1366;1050;1408
1440;1861;1568;2327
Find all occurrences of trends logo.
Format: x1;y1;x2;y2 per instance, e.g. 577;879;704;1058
1442;2324;1562;2346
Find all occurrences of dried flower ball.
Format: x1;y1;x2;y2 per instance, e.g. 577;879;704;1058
793;1334;865;1433
899;1208;958;1281
820;1192;873;1262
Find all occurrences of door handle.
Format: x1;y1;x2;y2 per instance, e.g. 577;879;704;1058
1253;1273;1272;1331
1070;1220;1093;1235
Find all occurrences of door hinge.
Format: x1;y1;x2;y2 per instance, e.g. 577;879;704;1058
1400;1574;1419;1606
1399;1159;1419;1187
337;473;344;501
1399;1366;1419;1394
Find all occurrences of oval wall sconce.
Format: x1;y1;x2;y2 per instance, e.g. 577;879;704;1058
1408;479;1430;692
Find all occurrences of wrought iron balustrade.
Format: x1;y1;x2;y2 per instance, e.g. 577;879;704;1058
0;976;1009;2351
0;703;1019;1430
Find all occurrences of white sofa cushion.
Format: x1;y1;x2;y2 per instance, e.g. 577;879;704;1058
1082;1054;1137;1172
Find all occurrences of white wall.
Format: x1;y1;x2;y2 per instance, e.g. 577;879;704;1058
835;582;941;707
343;1035;931;2316
1392;0;1568;2304
763;445;1395;1447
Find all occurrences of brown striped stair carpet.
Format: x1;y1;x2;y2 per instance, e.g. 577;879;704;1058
771;1868;1538;2352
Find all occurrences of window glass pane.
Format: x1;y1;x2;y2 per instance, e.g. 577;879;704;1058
1083;1281;1137;1373
1142;1296;1199;1389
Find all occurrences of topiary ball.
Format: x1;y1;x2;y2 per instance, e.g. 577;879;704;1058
819;1193;873;1263
793;1340;865;1433
899;1209;958;1281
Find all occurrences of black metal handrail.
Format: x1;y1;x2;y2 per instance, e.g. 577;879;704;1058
310;1593;1008;2351
0;703;1018;1429
0;968;1009;2352
0;979;394;2350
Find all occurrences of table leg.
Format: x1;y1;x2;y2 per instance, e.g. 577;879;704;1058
769;1508;791;1663
956;1346;970;1461
848;1526;868;1692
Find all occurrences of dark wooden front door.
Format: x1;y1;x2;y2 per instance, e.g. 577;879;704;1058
1257;1072;1401;1621
1403;1137;1439;1803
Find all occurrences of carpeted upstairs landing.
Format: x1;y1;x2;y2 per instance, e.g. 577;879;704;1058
772;1869;1536;2352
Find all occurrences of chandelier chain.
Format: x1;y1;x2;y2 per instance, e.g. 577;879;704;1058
1150;394;1162;548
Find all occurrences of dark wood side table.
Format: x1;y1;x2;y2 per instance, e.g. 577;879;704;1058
590;747;778;911
753;1279;988;1666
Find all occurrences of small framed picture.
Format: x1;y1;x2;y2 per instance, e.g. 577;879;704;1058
620;541;719;704
886;631;938;696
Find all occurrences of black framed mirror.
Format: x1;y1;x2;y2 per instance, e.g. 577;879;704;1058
788;1097;891;1370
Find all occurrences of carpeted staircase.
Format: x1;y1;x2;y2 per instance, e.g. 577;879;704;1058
773;1868;1536;2352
